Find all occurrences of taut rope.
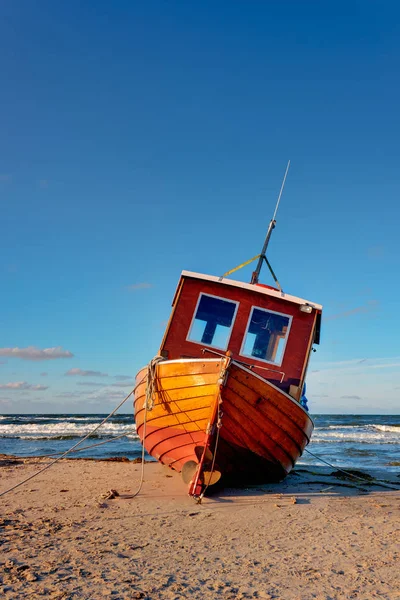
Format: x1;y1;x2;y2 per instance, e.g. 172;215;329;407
0;374;147;499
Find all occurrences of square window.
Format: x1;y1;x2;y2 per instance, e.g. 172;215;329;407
187;294;238;350
240;307;292;366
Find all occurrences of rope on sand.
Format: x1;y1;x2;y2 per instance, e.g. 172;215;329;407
127;356;165;499
0;374;148;499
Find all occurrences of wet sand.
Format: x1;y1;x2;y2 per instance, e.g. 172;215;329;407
1;455;399;599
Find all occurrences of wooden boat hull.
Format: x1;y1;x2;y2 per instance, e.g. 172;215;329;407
134;358;313;493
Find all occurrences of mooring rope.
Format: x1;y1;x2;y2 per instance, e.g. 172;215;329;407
34;430;138;459
145;355;164;410
304;448;400;491
197;399;223;502
0;374;147;499
129;356;164;498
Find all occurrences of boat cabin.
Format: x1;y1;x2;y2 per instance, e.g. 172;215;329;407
159;271;322;401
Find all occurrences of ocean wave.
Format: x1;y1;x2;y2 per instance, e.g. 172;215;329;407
326;425;367;429
1;433;139;441
0;422;137;439
370;425;400;433
311;423;400;444
1;415;133;425
323;424;400;431
311;430;400;445
310;438;399;446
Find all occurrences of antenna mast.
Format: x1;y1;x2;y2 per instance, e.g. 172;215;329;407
250;160;290;285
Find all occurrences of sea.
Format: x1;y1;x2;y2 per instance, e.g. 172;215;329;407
0;414;399;474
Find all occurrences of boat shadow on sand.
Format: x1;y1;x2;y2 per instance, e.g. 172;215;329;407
202;465;400;504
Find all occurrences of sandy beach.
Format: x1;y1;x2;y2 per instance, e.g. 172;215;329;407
1;456;399;600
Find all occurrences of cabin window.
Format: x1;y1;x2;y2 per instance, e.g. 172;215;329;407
240;307;292;366
187;293;238;350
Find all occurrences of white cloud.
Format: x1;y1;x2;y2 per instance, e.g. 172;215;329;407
75;380;134;390
114;375;132;380
107;391;126;399
87;389;126;401
55;390;101;398
0;346;74;361
65;368;108;377
76;381;107;387
0;381;48;391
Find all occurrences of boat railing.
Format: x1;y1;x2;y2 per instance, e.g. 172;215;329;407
201;347;285;383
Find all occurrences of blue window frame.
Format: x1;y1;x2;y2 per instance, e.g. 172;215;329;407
240;306;292;366
187;293;238;350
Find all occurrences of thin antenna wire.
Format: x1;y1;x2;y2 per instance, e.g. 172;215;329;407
250;159;291;285
272;159;290;221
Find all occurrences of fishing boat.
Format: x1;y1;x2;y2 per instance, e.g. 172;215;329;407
134;163;322;499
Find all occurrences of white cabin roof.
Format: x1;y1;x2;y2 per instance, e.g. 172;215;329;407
180;270;323;311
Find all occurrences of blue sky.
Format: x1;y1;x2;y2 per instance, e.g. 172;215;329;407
1;1;399;414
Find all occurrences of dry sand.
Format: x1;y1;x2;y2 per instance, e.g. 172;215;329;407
1;455;399;600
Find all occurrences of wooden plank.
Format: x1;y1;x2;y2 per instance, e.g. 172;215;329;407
141;424;205;471
222;389;296;469
223;387;301;459
219;417;277;466
136;360;222;381
144;424;207;454
157;360;221;378
157;394;214;413
135;380;218;402
137;409;210;432
231;364;313;438
134;391;215;420
219;409;292;471
144;425;202;448
156;372;219;391
226;376;308;449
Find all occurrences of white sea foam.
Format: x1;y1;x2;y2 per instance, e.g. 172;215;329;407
16;416;112;422
0;421;137;439
371;425;400;433
312;427;399;445
327;425;366;429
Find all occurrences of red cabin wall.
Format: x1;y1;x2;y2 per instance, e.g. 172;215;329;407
160;277;317;392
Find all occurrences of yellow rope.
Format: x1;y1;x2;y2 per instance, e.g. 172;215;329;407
220;254;261;279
